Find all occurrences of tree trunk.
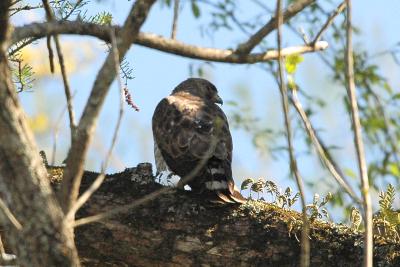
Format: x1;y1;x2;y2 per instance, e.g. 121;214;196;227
16;163;394;267
0;2;80;266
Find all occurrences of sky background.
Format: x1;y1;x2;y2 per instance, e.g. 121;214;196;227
10;0;400;219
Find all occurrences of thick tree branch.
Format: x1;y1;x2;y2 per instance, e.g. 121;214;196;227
59;0;157;215
5;165;397;266
0;1;80;265
11;21;329;64
236;0;316;54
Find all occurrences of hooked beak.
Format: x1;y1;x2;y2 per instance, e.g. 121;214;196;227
214;94;223;105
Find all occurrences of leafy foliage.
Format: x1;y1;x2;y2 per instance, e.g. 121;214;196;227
9;53;35;93
350;206;362;231
241;178;300;210
374;184;400;243
306;192;332;223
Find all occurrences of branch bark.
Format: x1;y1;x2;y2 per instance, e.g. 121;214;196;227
0;1;80;266
11;21;329;64
5;164;397;266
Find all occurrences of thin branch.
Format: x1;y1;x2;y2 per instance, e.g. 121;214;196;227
63;0;83;20
7;37;39;56
46;35;55;73
42;0;77;141
51;91;77;165
11;21;329;64
290;88;361;204
65;28;125;222
59;0;157;214
0;198;22;230
170;0;179;39
236;0;316;54
276;1;309;267
344;1;373;266
311;1;346;45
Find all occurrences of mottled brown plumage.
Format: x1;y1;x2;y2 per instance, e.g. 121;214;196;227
152;78;246;204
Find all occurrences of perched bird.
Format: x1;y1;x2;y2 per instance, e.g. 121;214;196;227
152;78;246;204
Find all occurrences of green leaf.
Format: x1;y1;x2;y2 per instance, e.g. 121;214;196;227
389;164;400;177
285;54;304;74
344;168;357;179
191;0;201;18
241;178;254;191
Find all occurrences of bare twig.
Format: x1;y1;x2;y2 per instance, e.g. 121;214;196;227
236;0;315;54
8;37;39;56
65;28;125;222
11;21;329;64
170;0;179;39
51;90;77;165
9;3;42;16
63;0;83;20
311;1;346;45
276;1;309;267
46;35;55;73
290;88;361;204
42;0;77;140
344;1;373;266
59;0;156;214
0;198;22;230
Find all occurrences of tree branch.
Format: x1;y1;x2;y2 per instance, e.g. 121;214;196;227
236;0;316;55
65;29;126;222
59;0;157;214
344;1;373;266
311;1;346;45
27;165;400;266
289;89;361;204
276;1;310;266
0;1;80;265
42;0;77;139
11;21;329;64
171;0;180;39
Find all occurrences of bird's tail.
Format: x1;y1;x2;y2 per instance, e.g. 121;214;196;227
214;186;247;204
203;179;246;204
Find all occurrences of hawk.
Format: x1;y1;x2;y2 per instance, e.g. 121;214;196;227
152;78;246;204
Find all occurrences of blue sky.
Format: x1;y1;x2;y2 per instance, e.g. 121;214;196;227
12;0;400;216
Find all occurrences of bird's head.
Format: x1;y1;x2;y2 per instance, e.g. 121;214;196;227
172;78;223;105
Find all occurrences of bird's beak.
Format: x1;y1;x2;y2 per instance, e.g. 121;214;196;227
214;94;223;105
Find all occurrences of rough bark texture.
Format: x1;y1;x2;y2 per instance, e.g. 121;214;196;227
4;164;397;266
0;2;80;266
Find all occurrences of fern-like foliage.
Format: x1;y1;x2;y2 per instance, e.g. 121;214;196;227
9;53;35;93
374;184;400;243
306;192;332;223
379;184;396;214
